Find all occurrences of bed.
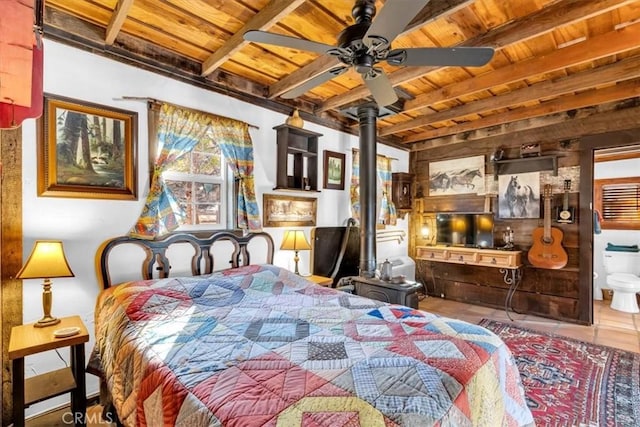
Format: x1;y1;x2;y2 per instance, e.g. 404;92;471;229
90;230;534;427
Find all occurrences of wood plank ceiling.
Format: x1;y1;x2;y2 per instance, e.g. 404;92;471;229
42;0;640;150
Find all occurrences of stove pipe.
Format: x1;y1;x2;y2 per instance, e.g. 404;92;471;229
357;104;378;278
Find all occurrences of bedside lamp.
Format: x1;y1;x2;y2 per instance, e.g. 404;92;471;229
16;240;74;328
280;230;311;275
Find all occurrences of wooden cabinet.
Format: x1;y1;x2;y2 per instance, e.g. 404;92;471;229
9;316;89;426
416;245;521;268
273;124;322;191
392;172;413;210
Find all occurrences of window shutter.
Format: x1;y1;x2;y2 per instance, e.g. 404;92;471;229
595;177;640;230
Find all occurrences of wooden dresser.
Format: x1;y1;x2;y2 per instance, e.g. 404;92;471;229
416;246;521;269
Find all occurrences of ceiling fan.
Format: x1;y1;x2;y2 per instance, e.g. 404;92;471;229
244;0;495;107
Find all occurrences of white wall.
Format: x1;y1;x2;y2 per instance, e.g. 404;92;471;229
593;158;640;299
19;40;409;416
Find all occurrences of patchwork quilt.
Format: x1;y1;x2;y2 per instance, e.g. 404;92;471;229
91;264;534;427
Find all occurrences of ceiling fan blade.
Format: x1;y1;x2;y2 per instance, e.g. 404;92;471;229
244;30;334;55
389;47;495;67
364;0;431;48
362;70;398;107
281;67;349;99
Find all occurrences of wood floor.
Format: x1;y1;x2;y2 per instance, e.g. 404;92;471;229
419;297;640;353
27;298;639;426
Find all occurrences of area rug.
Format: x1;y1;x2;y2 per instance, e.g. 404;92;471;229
479;319;640;427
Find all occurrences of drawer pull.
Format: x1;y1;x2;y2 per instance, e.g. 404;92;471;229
458;255;464;261
491;257;497;264
430;253;434;259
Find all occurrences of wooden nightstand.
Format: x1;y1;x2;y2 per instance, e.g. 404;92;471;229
9;315;89;427
306;274;333;287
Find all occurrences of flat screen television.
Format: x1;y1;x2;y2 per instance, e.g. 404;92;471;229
436;212;495;248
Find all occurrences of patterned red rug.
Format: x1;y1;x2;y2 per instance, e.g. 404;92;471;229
479;319;640;427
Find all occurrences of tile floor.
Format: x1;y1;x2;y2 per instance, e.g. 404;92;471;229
419;296;640;353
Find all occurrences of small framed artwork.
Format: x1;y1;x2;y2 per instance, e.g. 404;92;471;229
37;93;138;200
263;194;317;227
323;150;346;190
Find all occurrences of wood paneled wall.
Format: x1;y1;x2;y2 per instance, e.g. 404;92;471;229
411;138;583;323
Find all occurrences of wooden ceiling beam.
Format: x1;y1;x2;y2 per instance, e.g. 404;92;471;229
404;79;640;145
268;0;473;101
201;0;306;76
105;0;134;45
318;0;636;113
413;99;640;154
381;25;640;136
269;55;340;99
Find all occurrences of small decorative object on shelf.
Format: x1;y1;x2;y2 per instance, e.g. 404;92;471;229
520;143;540;158
502;226;514;249
285;108;304;128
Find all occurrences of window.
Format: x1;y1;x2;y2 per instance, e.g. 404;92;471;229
594;177;640;230
162;138;227;229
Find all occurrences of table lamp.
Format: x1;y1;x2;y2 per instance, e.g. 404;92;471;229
280;230;311;275
16;240;74;328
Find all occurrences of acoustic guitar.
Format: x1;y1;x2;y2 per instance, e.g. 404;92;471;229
528;184;568;269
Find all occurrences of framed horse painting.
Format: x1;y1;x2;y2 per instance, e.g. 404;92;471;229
498;172;541;219
428;155;485;196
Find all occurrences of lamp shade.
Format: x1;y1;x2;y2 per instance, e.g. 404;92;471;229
280;230;311;251
16;240;75;279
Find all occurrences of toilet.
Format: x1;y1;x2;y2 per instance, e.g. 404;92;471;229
603;251;640;313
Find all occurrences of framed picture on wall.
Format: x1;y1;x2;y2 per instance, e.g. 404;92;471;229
323;150;346;190
263;194;317;227
498;172;541;219
37;93;138;200
428;155;485;196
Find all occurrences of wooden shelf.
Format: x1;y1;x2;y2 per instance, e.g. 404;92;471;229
273;124;322;191
493;155;558;179
25;368;76;405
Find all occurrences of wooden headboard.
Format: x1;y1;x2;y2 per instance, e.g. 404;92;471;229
96;230;274;289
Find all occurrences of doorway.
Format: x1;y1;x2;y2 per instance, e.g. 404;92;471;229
579;129;640;325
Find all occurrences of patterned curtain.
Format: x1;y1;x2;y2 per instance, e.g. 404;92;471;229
129;103;214;239
209;117;262;231
350;148;360;221
376;155;397;226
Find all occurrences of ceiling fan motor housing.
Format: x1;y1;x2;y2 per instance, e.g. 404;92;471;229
352;0;376;25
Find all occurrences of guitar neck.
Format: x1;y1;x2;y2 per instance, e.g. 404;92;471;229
544;194;552;240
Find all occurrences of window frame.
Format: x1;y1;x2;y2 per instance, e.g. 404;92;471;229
162;151;231;231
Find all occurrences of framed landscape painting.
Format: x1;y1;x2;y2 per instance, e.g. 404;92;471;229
37;94;138;200
263;194;317;227
323;150;345;190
